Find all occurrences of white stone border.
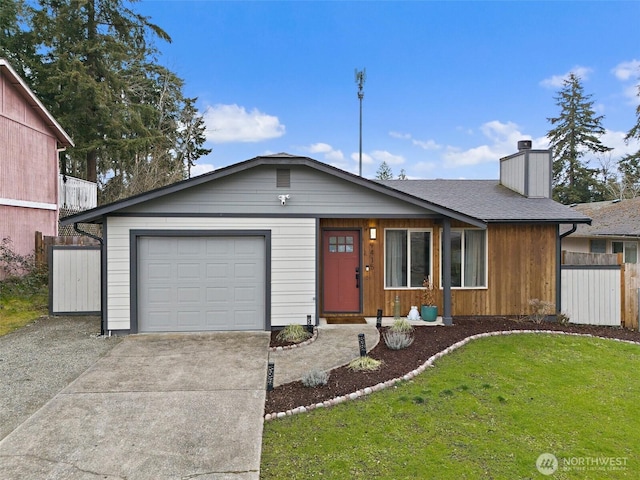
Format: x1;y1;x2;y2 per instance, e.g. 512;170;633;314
264;329;640;421
269;327;318;352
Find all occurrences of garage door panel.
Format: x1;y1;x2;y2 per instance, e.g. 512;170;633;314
206;263;228;278
148;264;171;279
148;287;172;304
177;237;204;254
207;287;229;302
235;263;258;278
206;238;230;254
235;286;257;302
147;311;171;328
177;311;202;327
177;287;200;303
177;263;201;279
138;236;265;332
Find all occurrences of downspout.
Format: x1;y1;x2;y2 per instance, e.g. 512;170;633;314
556;223;577;314
74;222;105;336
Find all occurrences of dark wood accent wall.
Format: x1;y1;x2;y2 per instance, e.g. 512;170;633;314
319;219;558;318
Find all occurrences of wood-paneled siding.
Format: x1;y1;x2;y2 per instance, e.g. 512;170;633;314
1;69;59;257
1;72;58;204
320;219;557;317
105;217;316;331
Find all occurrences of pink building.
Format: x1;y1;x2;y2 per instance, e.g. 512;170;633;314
0;58;74;264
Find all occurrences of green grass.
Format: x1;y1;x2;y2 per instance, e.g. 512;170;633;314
0;291;48;336
261;334;640;479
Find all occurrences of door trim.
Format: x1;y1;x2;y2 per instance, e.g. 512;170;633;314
321;228;363;314
129;229;271;333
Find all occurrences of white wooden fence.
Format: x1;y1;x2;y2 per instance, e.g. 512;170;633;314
561;265;621;327
49;246;101;315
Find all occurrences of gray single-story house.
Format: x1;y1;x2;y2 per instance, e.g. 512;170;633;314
61;143;589;335
561;197;640;264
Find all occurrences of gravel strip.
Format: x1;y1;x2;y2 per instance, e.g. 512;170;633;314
0;315;121;440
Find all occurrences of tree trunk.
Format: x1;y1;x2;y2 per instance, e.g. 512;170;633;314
86;150;97;182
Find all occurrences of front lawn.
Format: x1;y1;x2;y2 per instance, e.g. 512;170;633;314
0;290;48;336
261;334;640;479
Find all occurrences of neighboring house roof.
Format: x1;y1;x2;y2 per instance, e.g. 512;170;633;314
0;58;74;148
60;154;591;227
559;197;640;237
377;179;590;223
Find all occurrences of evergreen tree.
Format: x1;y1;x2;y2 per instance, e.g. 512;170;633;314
397;168;407;180
375;161;393;180
1;0;212;203
177;98;212;178
0;0;36;74
547;73;612;204
619;83;640;188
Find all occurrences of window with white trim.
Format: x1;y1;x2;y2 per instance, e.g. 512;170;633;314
385;229;431;288
612;241;638;263
441;229;487;288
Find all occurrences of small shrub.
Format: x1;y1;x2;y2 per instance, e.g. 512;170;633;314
390;318;414;333
556;311;570;325
301;369;329;387
383;330;414;350
0;237;47;296
528;298;554;324
276;324;311;343
348;356;382;372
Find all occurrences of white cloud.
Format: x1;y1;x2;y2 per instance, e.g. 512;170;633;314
371;150;405;165
540;66;593;88
389;131;442;150
203;104;285;143
443;120;540;167
624;84;639;102
612;60;640;81
600;129;640;158
302;142;344;162
190;163;215;177
350;151;374;164
389;131;411;140
412;139;441;150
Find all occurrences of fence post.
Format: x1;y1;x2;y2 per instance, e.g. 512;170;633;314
34;231;45;266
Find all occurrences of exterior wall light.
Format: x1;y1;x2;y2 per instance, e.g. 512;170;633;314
369;227;377;240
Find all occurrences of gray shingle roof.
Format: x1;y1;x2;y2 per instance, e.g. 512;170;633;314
378;179;591;223
560;197;640;237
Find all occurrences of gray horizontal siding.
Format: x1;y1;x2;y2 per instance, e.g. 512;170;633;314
118;165;430;217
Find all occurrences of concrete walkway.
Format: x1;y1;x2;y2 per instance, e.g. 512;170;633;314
0;331;271;480
269;322;380;387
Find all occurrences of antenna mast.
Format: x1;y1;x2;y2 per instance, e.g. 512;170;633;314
355;68;366;177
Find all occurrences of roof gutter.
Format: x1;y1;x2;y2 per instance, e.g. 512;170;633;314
73;222;105;336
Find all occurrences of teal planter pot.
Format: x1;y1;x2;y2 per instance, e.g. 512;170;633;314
421;305;438;322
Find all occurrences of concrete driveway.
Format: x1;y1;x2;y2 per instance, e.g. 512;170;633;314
0;331;271;480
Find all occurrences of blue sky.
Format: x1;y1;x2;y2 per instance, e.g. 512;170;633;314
137;0;640;179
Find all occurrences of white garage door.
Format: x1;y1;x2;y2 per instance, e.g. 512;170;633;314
137;235;265;332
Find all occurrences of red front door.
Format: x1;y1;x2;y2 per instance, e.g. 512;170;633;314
323;230;361;313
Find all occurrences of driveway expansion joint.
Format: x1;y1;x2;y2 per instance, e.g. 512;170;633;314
0;453;125;479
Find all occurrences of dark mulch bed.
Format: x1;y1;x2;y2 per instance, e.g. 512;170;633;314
265;317;640;415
